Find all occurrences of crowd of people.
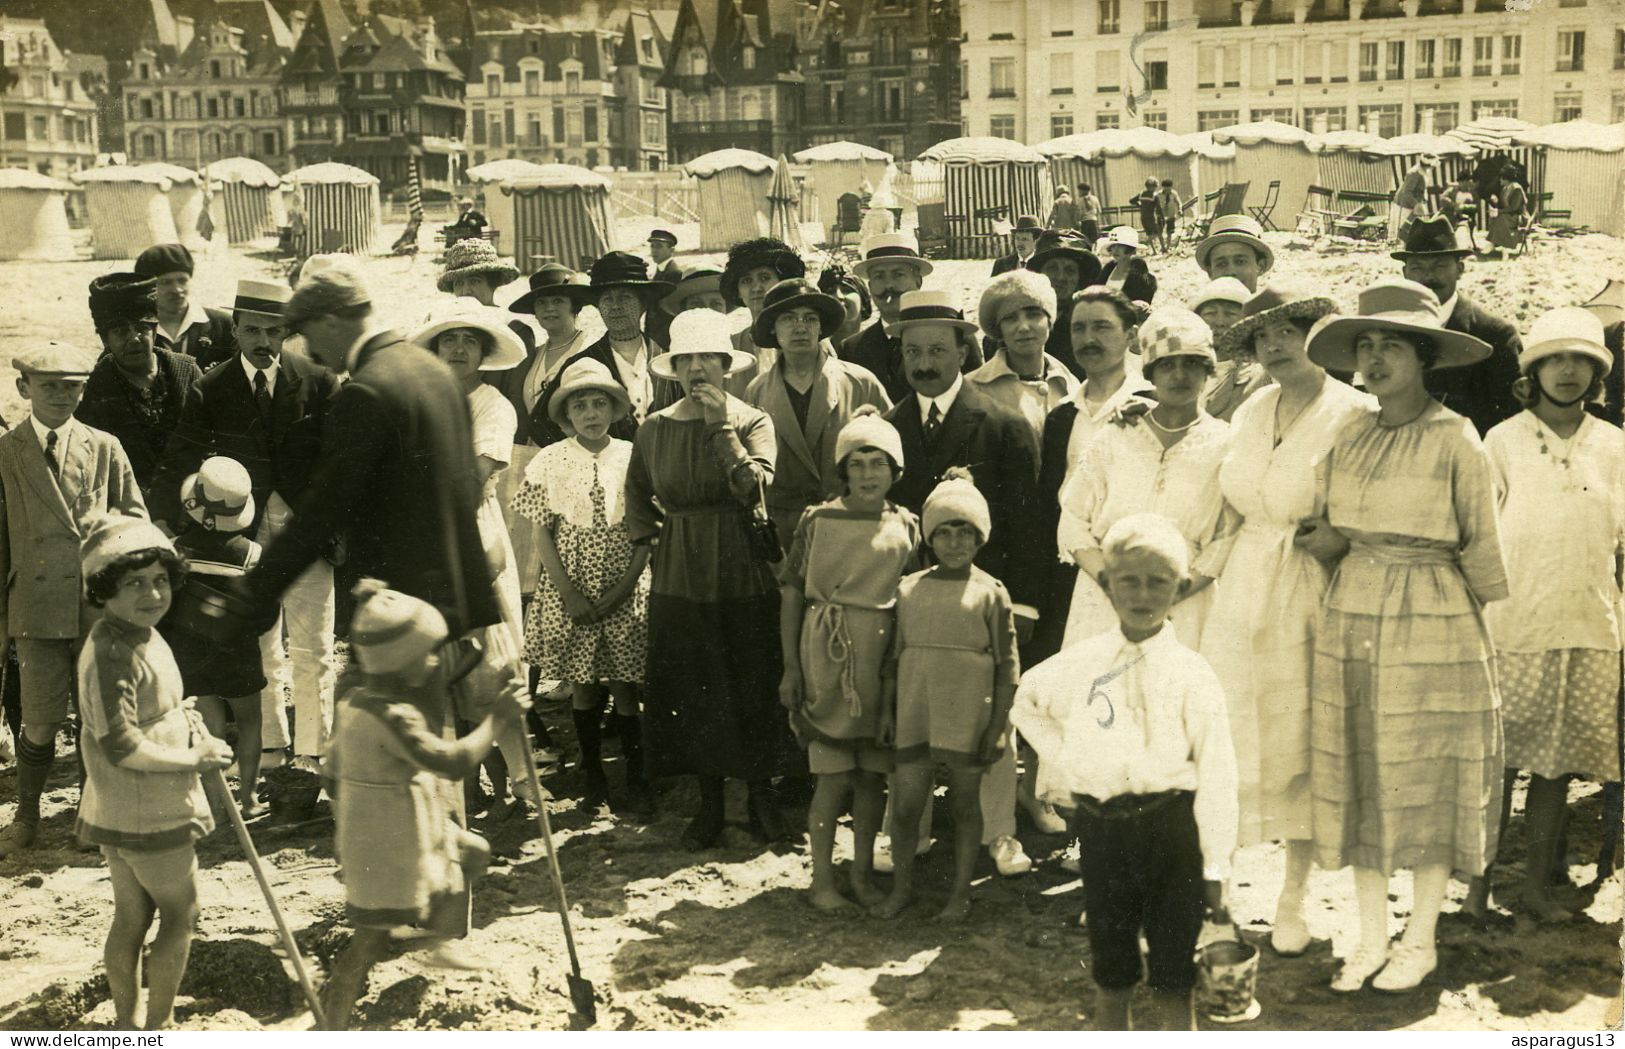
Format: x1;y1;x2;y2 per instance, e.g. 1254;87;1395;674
0;201;1619;1031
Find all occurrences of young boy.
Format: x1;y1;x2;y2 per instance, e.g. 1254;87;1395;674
76;513;234;1030
1129;179;1164;255
0;343;147;857
1011;512;1237;1031
1157;179;1183;254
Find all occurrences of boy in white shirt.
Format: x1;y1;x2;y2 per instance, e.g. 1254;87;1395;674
1011;512;1237;1031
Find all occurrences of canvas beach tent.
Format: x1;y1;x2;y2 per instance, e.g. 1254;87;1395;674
0;169;76;261
501;164;615;271
684;148;777;251
1512;121;1625;237
466;158;549;249
209;157;286;243
1037;128;1198;218
73;164;184;260
285;162;382;256
1209;121;1318;227
792;141;892;240
916;136;1046;259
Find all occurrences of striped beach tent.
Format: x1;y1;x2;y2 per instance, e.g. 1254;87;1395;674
1038;128;1198;215
1209;121;1318;224
684;149;776;251
917;137;1046;259
792;141;892;240
1306;130;1391;197
210;157;285;243
501;165;614;271
1182;133;1238;203
72;164;183;259
1513;121;1625;236
285;162;382;256
0;169;75;261
467;158;548;252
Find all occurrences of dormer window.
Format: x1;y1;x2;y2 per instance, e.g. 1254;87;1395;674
138;62;152;79
742;46;755;69
685;46;707;76
209;59;221;77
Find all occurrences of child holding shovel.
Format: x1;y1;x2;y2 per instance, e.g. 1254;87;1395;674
321;580;529;1030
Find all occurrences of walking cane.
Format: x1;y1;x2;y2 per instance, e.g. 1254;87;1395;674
207;768;327;1027
516;737;597;1023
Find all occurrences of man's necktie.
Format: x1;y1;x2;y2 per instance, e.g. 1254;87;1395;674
254;370;273;422
924;401;942;444
43;430;60;479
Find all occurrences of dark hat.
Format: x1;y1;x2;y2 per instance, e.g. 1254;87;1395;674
585;251;659;304
1013;215;1044;233
720;236;805;310
88;272;159;330
508;263;593;315
647;228;678;246
1026;232;1103;285
133;242;194;278
1390;214;1472;260
660;265;724;316
751;278;846;349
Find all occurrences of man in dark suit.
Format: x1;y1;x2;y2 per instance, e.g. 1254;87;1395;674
841;233;981;404
1394;215;1523;435
883;290;1042;878
150;278;343;770
646;229;682;350
134;243;237;370
990;214;1044;276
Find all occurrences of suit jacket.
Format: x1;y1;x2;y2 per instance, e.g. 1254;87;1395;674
1022;401;1083;663
527;333;650;448
149;350;341;530
744;352;892;538
652;260;683;285
0;418;146;641
991;253;1028;276
1098;259;1158;303
76;347;204;499
884;382;1041;610
158;307;238;372
839;321;984;407
250;331;500;636
1434;294;1524;436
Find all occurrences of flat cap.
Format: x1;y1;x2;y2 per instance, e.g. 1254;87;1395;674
14;341;98;378
134;242;195;278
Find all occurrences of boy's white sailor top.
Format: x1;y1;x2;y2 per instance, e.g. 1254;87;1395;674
1010;624;1238;879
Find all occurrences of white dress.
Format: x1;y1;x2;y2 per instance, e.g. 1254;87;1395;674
1058;413;1230;650
467;384;524;660
1196;379;1373;845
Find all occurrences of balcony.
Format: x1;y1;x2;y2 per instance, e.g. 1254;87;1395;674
669;119;773;136
282;86;338;108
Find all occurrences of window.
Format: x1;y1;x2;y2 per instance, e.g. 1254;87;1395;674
1329;42;1348;82
1252;106;1293;124
989;57;1016;98
565;71;581;93
826;82;846;121
1358;102;1401;137
584;105;598;141
139;98;155;119
1098;0;1119;34
1303;105;1347;133
1613;89;1625;123
741;46;755;69
1442;37;1462;77
1096;49;1119;92
641;37;655;61
1051;112;1074;137
141;132;158;157
1096;111;1120;129
209;59;221;78
960;60;969;99
486;114;501;146
684;46;708;76
1051;0;1073;36
990;0;1015;37
3;113;27;141
1616;28;1625;69
1385;41;1404;80
990;113;1017;139
1198;45;1216;88
643;111;663;143
1223;47;1240;87
879;78;904;121
471;105;485;144
1146;0;1169;30
1413;102;1457;133
1359;42;1378;82
1050;53;1073;94
31;115;47;140
1145;59;1167;91
1556;30;1585;71
138;62;151;79
233;97;245;117
527;113;542;146
1143;110;1167;130
1553;92;1582;121
1473;35;1493;76
1275;42;1295;85
1198;109;1238;131
1501;34;1521;74
1472;98;1518;120
524;69;540;95
553;106;565;141
1415;39;1435;78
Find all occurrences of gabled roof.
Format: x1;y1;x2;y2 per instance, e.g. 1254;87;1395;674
473;27;620;82
282;0;350;77
355;28;462;78
614;11;666;70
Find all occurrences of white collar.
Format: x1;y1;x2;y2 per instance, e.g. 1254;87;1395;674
915;371;963;421
159;298;210;342
344;323;391;374
239;353;280;388
29;414;71;450
1436;291;1459;322
1114;623;1175;654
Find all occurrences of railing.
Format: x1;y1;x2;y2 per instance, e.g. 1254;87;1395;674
669;119;774;136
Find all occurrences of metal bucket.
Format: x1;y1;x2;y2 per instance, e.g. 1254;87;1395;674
1194;936;1261;1024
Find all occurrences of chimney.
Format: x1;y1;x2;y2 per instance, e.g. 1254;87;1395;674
175;14;195;53
582;0;601;28
289;9;307;42
419;16;438;61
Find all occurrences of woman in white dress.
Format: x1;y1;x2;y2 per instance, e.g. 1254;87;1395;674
1196;283;1372;956
1058;306;1229;650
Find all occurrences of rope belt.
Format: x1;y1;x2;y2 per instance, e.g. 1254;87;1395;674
808;601;863;718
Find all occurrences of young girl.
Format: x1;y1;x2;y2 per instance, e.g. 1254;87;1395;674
1472;307;1625;922
76;514;234;1030
321;580;527;1030
514;358;652;818
873;469;1019;922
779;407;921;913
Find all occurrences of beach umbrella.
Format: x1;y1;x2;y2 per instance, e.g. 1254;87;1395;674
767;154;803;249
1445;116;1536;152
1582;279;1625;327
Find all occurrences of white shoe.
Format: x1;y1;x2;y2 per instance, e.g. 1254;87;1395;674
1058;840;1082;874
873;836;932;874
1330;946;1389;993
1271;908;1311;957
1020;796;1068;834
1372;943;1436;992
989;835;1032;877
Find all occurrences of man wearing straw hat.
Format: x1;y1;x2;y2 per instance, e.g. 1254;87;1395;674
150;278;343;773
1194;215;1273;294
134;243;238;371
842;233;981;404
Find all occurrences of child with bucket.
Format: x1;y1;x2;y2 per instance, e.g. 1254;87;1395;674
1011;512;1242;1030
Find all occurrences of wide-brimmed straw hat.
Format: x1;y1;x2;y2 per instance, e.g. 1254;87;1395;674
893;289;978;337
182;456;256;533
410;299;526;371
649;309;758;380
852;232;934;280
1390;215;1473;260
548;357;632;433
436;238;520;293
508;263;593;314
1196;214;1274;273
751;278;845;348
1216;281;1340;358
1306;279;1491;372
1519;306;1614;376
660;265;724;316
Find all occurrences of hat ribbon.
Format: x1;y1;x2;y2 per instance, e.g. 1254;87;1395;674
183;485;249;530
353;614;422;646
899;304;965;323
865;245;923;261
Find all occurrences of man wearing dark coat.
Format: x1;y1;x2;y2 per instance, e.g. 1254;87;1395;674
134;243;238;371
990;215;1044;276
840;233;982;404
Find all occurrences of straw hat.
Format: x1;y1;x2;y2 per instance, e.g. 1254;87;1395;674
1196;214;1274;273
1216;281;1340;358
1105;226;1140;252
410;299;526;371
650;309;758;380
233;278;290;320
1138;307;1217;373
894;289;978;338
548;357;632;434
1519;306;1614;375
750;278;845;349
349;578;449;675
436;238;519;293
507;263;593;314
660;266;724;316
182;456;256;533
852;232;934;280
1306;279;1491;373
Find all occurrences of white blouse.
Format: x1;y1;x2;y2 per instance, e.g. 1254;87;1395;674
519;436;634;530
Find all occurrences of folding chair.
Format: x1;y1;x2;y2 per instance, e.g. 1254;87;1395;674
1215;181;1250;219
1249;179;1281;231
916;201;948;257
830;192;863;248
1295;185;1338;238
1187;188;1224;242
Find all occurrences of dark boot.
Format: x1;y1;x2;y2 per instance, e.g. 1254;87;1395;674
681;775;726;851
746;779;793;844
615;714;654;821
572;708;609;810
0;730;53;856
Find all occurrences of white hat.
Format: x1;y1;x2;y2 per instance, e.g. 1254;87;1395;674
1520;306;1613;376
1190;277;1251;311
1138;306;1217;372
182;456;256;533
852;232;934;280
349;578;449;675
649;309;757;380
1106;226;1140;251
410;299;526;371
233;278;290;319
80;513;175;580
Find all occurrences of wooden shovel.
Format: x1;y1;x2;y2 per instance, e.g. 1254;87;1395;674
516;737;597;1023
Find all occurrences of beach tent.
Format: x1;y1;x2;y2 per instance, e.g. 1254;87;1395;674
209;157;285;243
501;164;614;271
467;159;548;248
1446;117;1546;225
1037;128;1199;217
1305;130;1390;197
1181;133;1238;203
1209;121;1317;225
73;164;183;259
792;141;892;237
684;148;776;251
1512;121;1625;236
285;162;382;256
0;169;75;261
136;163;227;252
916;137;1047;259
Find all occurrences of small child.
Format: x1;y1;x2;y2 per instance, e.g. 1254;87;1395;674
321;579;527;1030
872;468;1018;922
1157;179;1182;254
1130;178;1164;254
1011;512;1237;1031
514;358;652;818
161;456;267;817
75;514;234;1031
779;408;922;913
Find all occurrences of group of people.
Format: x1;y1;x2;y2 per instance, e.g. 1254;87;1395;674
0;196;1619;1031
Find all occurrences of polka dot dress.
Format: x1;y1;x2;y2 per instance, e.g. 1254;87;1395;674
1499;649;1622;782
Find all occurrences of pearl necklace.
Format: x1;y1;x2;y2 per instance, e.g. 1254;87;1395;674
1146;410;1200;433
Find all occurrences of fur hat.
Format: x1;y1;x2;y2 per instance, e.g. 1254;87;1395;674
88;273;158;331
834;405;904;476
980;268;1058;334
720;237;805;310
349;578;449;675
922;466;990;542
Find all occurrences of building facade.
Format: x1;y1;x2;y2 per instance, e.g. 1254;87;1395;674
121;0;294;170
615;9;671;170
798;0;962;160
281;0;352;167
659;0;804;163
960;0;1625;141
0;17;101;177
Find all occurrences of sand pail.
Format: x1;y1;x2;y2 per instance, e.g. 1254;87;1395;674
1194;935;1261;1024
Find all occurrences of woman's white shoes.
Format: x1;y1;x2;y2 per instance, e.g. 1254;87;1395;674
1270;909;1311;956
1330;946;1389;993
1372;943;1436;992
